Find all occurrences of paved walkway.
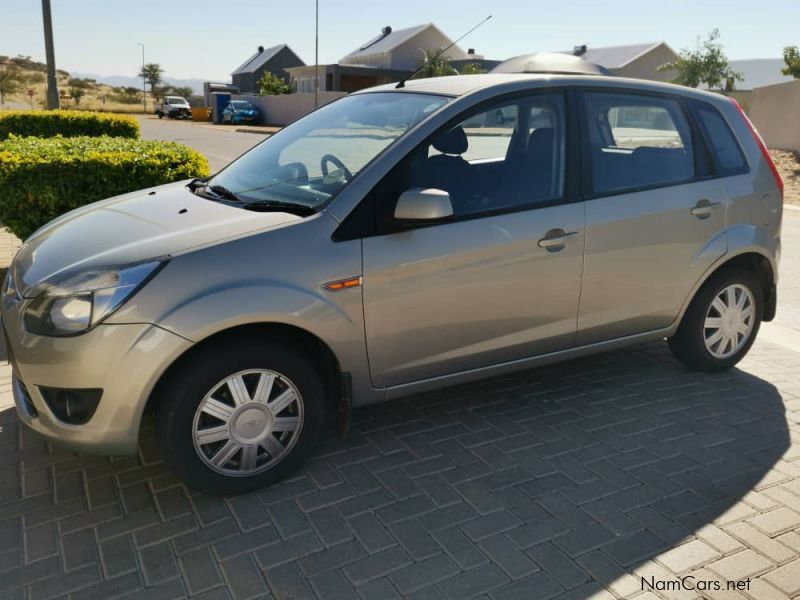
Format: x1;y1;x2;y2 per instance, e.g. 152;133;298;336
0;211;799;599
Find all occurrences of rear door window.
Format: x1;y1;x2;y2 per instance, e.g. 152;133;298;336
583;92;695;194
694;104;748;174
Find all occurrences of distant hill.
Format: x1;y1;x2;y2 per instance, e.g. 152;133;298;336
71;72;205;95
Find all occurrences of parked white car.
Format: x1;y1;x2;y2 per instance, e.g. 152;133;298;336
156;96;191;119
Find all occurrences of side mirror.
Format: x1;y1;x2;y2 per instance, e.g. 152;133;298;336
394;188;453;221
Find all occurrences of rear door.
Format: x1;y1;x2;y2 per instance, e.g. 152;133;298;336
576;90;728;345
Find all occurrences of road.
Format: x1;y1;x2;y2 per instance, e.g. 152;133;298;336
136;115;268;172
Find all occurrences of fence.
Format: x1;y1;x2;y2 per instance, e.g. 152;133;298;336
231;92;347;126
748;80;800;152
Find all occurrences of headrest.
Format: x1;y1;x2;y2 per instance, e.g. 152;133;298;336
433;126;468;155
528;128;554;152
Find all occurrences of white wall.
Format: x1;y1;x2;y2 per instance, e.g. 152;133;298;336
749;80;800;152
231;92;347;126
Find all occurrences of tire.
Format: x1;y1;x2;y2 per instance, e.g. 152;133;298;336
668;269;763;372
155;340;326;495
157;112;163;119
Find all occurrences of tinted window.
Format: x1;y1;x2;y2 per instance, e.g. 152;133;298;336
584;92;695;194
696;105;747;174
394;93;566;219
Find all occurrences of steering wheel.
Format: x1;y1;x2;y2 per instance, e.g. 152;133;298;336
320;154;353;182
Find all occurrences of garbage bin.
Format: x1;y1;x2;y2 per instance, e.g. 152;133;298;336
191;107;212;122
212;93;231;124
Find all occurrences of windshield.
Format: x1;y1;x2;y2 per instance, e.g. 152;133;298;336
230;102;253;110
205;92;449;211
166;97;187;105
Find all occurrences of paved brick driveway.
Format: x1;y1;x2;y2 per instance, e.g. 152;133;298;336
0;211;799;600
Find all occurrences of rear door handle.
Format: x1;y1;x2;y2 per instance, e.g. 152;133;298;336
691;199;722;219
538;229;579;251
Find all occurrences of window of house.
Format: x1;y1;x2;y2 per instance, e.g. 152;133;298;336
584;92;695;193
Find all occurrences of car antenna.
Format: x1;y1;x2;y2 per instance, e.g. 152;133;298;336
395;15;493;89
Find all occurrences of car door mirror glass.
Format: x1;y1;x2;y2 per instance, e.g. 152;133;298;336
394;188;453;221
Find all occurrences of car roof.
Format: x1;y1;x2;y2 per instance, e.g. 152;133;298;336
356;73;728;105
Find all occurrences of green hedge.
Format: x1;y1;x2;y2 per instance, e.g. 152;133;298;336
0;110;140;140
0;135;210;239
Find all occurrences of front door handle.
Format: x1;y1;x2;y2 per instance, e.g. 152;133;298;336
691;199;722;219
538;229;579;251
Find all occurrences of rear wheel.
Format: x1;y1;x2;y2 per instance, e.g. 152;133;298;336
155;341;325;495
669;269;762;372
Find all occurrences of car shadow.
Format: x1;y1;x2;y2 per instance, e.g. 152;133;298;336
0;341;790;598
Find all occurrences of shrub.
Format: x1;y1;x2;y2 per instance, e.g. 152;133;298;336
0;110;139;140
0;135;210;239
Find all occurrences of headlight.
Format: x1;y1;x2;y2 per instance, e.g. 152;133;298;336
23;259;167;337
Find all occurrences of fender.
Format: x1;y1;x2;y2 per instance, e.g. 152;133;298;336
669;224;778;334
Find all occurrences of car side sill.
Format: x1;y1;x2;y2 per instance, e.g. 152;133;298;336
383;327;673;401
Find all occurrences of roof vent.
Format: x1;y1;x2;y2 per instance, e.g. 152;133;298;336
382;26;392;36
258;46;264;53
468;48;475;55
573;45;587;57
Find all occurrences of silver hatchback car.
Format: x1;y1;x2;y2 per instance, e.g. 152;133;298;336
2;74;783;494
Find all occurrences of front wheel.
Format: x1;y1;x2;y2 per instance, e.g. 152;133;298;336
669;269;762;372
155;341;326;495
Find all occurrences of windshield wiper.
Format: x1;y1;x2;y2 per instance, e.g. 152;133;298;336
187;177;207;191
209;185;242;202
241;199;315;217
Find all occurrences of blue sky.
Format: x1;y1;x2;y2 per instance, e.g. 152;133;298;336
1;0;797;81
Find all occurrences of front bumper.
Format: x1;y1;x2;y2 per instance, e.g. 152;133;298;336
168;109;192;119
4;312;192;455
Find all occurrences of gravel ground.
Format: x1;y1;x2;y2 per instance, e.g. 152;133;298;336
771;149;800;206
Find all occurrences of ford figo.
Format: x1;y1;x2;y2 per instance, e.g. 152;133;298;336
2;74;783;494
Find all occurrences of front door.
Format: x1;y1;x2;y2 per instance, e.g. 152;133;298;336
360;92;586;388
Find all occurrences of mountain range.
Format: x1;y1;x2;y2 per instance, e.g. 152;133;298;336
70;72;206;95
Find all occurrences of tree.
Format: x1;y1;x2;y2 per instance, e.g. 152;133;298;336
69;86;86;106
258;71;291;95
0;65;23;104
138;62;163;96
783;46;800;79
114;86;141;104
658;29;742;90
166;85;194;99
413;49;458;79
460;63;487;75
151;84;170;103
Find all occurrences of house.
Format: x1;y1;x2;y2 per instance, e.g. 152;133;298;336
728;59;793;91
287;23;471;93
231;44;305;93
561;42;679;82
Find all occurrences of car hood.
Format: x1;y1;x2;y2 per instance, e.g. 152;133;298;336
12;181;303;296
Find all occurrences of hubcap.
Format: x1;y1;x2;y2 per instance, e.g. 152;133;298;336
703;283;755;359
192;369;303;477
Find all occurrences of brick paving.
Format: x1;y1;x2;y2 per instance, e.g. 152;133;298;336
0;213;799;599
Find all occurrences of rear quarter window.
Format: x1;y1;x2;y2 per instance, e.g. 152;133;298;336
694;104;748;175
